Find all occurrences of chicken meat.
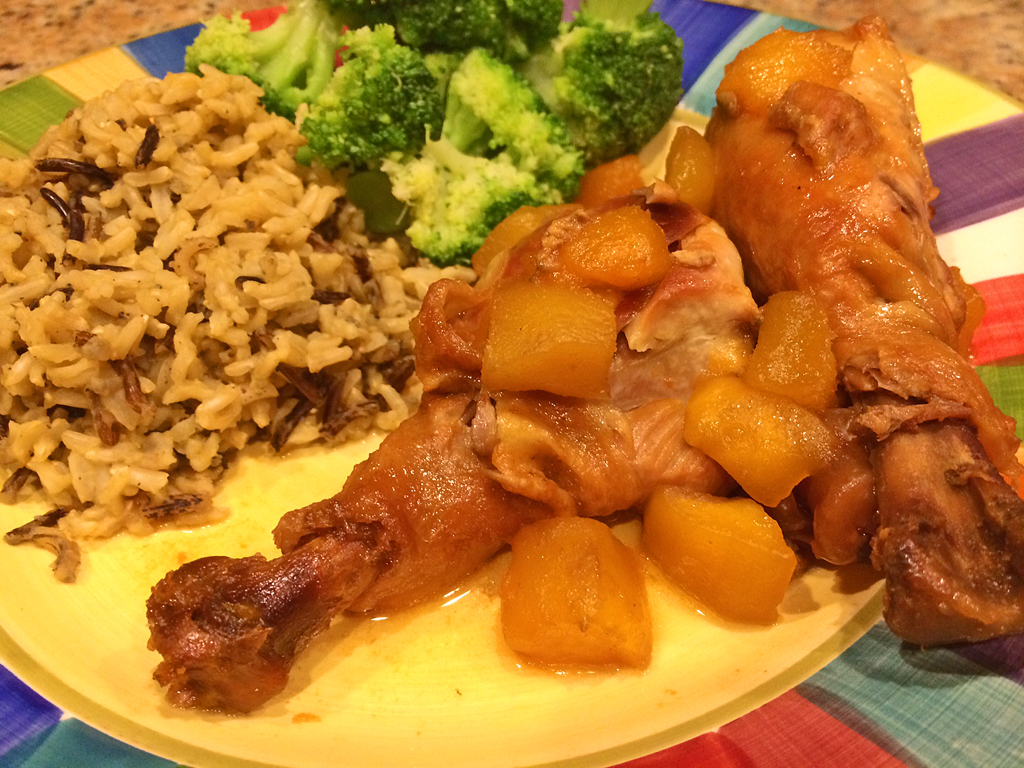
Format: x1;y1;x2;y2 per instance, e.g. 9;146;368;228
147;187;758;711
705;17;1024;644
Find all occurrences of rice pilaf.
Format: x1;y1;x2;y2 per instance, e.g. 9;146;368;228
0;66;472;575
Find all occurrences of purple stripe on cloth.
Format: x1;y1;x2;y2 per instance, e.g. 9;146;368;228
926;114;1024;234
953;633;1024;687
0;666;61;757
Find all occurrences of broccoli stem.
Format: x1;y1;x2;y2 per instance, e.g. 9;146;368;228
246;10;302;58
442;93;493;156
421;135;479;174
258;0;334;88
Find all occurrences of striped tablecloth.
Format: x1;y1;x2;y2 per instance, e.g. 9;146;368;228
1;1;1022;765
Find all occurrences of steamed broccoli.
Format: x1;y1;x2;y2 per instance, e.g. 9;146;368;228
521;0;684;166
381;50;584;265
299;25;445;169
382;138;545;266
442;49;583;199
322;0;392;27
422;52;465;96
185;0;683;267
184;0;341;120
326;0;563;63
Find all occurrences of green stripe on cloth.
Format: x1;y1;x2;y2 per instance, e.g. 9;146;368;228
0;77;82;155
799;624;1024;767
977;364;1024;441
8;718;175;768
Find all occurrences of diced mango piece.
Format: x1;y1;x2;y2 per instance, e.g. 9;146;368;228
742;291;837;409
501;517;652;668
683;375;836;507
481;281;616;398
560;205;673;290
575;154;646;208
707;336;754;376
665;126;715;214
718;28;853;114
472;204;580;275
643;488;797;623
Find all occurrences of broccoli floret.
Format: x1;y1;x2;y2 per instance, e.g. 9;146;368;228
322;0;393;27
299;25;445;169
422;52;465;98
382;137;549;266
184;0;341;120
326;0;562;63
521;0;684;166
442;49;583;199
380;50;584;265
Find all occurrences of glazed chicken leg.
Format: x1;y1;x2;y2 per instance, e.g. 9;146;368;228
706;17;1024;644
147;188;757;711
148;392;551;711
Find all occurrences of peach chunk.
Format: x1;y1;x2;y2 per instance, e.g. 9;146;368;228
665;126;715;214
575;154;646;208
472;204;580;274
481;281;617;398
501;517;652;668
643;488;796;623
560;205;673;290
719;28;853;114
683;375;836;507
742;291;838;409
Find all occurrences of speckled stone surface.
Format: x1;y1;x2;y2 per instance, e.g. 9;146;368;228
0;0;269;88
0;0;1021;102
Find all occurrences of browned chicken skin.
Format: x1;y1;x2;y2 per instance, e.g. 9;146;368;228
148;392;553;710
873;418;1024;644
706;17;1024;644
147;189;757;711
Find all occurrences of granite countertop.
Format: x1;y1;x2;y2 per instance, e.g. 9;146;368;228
0;0;1021;102
719;0;1024;102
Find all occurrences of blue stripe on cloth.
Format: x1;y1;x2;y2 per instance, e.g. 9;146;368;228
926;114;1024;234
121;24;202;79
798;624;1024;767
1;723;60;767
0;666;61;759
680;12;818;116
6;719;175;768
651;0;755;93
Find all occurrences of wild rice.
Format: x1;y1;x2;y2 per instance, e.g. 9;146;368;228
0;66;472;555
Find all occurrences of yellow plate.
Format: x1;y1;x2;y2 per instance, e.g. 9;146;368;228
0;3;944;765
0;434;881;768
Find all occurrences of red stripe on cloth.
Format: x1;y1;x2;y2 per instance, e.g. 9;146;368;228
241;6;286;31
620;730;755;768
971;274;1024;365
618;690;909;768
